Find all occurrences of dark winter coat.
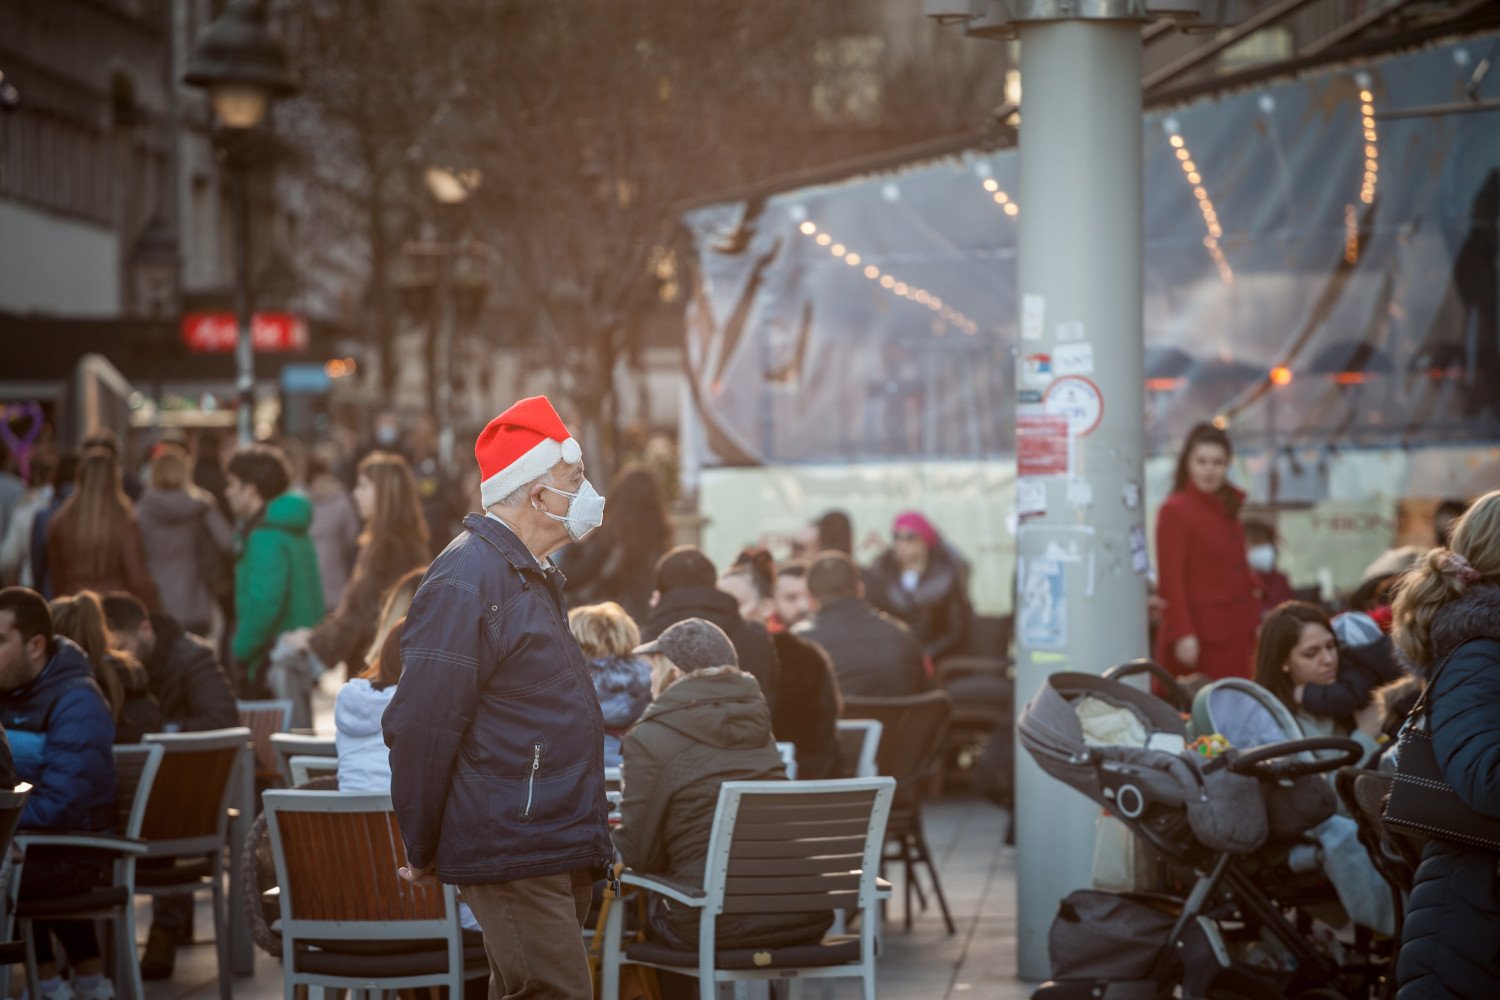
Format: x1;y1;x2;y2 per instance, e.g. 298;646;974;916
768;632;842;780
641;586;778;704
232;492;324;684
145;614;238;733
0;727;15;790
1153;485;1259;680
47;505;163;612
135;487;235;632
614;667;832;948
2;637;116;831
560;535;662;627
308;536;427;673
866;544;973;661
588;654;653;769
383;514;612;884
794;596;927;698
1395;584;1500;1000
108;651;162;743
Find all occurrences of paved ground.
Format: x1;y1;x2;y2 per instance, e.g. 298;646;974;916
141;673;1036;999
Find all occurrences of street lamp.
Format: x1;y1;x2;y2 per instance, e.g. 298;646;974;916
184;0;298;443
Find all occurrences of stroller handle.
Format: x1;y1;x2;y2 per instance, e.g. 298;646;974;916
1226;737;1364;779
1100;659;1192;712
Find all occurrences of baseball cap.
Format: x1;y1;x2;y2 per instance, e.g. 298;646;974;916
633;618;738;673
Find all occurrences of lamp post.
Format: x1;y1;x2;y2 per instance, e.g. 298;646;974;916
184;0;298;444
408;165;481;473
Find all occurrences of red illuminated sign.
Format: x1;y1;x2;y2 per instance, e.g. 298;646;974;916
182;312;308;353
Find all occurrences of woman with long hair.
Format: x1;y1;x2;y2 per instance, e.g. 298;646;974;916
135;442;235;636
1252;601;1384;756
866;510;972;660
50;590;162;743
297;452;428;676
1154;423;1258;680
1390;490;1500;997
47;447;162;611
560;464;670;623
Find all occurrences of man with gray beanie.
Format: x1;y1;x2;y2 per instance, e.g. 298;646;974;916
614;618;834;950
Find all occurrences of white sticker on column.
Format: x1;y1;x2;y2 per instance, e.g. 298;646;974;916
1017;478;1047;517
1056;320;1085;342
1052;342;1095;376
1021;293;1046;342
1066;478;1093;508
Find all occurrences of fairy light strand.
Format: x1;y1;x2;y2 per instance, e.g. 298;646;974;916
1166;128;1232;284
796;219;978;335
981;177;1020;218
1358;85;1379;205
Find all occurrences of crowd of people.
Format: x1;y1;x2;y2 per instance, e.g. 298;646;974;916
2;400;1498;998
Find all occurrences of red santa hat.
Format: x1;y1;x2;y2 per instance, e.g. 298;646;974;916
476;395;581;508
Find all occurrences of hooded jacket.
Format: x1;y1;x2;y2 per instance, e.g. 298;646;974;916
232;492;325;683
383;514;612;885
1395;584;1500;1000
641;586;777;703
335;677;396;792
136;486;235;631
145;614;237;734
1;636;116;831
614;667;832;948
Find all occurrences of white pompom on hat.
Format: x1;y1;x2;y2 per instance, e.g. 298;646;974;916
476;395;581;508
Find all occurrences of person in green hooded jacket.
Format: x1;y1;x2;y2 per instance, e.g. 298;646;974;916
224;444;323;698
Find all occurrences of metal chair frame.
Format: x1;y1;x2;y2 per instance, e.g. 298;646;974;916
269;732;336;787
836;720;884;779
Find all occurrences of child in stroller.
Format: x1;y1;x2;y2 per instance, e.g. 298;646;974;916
1020;659;1378;1000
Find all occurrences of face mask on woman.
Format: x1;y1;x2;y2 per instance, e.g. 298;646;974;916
1247;544;1277;573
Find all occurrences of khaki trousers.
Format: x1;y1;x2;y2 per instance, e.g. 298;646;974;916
462;869;595;1000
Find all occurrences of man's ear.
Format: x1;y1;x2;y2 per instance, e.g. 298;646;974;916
26;633;47;668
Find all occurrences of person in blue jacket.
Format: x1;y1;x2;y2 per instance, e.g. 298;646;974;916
383;396;612;999
0;586;118;1000
1391;489;1500;999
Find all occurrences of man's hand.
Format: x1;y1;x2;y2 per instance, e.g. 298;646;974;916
1174;635;1200;669
398;863;440;888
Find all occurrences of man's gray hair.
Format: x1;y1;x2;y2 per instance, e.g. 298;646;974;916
491;474;547;510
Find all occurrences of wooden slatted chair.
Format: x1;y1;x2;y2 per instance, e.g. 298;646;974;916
269;732;336;788
236;699;293;787
600;776;896;1000
16;744;162;1000
263;790;488;998
836;720;883;779
0;783;33;999
842;691;955;934
137;727;250;1000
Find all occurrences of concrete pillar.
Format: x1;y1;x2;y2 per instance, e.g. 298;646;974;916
1012;15;1147;980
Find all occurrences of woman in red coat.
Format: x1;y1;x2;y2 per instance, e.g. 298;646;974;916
1154;423;1259;681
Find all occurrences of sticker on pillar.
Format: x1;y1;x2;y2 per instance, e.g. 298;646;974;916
1021;353;1052;388
1130;524;1150;575
1017;411;1071;477
1122;480;1141;510
1021;293;1046;342
1056;320;1085;342
1044;375;1104;437
1066;478;1093;509
1017;478;1047;518
1052;342;1094;376
1019;556;1067;651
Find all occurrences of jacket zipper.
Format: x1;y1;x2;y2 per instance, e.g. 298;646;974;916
523;742;542;817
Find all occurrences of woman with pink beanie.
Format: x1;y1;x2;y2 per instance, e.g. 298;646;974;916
866;510;973;661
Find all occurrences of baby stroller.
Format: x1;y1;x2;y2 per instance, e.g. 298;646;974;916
1019;660;1368;1000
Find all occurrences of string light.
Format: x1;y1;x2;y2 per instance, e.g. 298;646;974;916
1165;123;1232;284
1357;81;1378;205
796;217;979;335
1344;203;1359;264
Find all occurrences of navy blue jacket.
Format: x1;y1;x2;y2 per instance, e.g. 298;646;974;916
2;636;117;831
383;514;612;884
1396;585;1500;999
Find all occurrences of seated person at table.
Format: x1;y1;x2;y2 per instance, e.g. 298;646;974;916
0;586;118;1000
567;601;651;771
614;618;832;949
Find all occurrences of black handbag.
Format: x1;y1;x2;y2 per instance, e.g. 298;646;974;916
1383;639;1500;852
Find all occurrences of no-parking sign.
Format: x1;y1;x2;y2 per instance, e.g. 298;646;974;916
1044;376;1104;437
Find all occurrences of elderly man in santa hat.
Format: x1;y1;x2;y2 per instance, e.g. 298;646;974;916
384;395;612;998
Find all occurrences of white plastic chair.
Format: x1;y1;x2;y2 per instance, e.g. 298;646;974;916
775;740;798;780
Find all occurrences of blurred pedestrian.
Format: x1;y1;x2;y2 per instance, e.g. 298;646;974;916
0;439;23;542
192;430;231;521
80;428;143;501
1154;423;1258;681
559;464;670;624
136;442;235;637
866;511;972;661
719;547;776;627
1243;518;1294;617
383;395;611;999
305;445;360;613
224;444;323;702
28;451;77;598
0;446;55;587
568;601;652;769
46;447;162;612
288;452;427;677
1392;489;1500;997
362;565;426;669
50;590;162;743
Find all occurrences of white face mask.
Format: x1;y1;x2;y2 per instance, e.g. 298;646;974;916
1247;543;1277;573
538;479;606;542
